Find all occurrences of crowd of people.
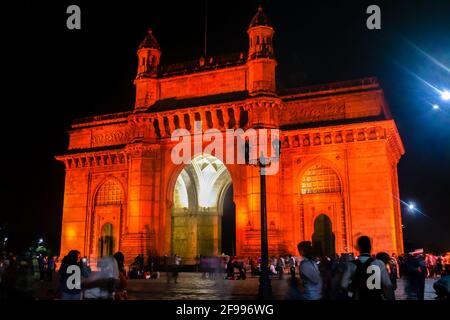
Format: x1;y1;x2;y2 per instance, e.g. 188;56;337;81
195;236;450;301
1;238;449;300
280;237;450;300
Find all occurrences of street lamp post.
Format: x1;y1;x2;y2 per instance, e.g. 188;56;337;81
258;156;272;300
245;137;280;300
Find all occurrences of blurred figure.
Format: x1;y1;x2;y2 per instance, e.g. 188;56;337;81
167;254;181;284
433;265;450;300
397;254;405;278
199;255;207;279
436;255;444;277
277;255;285;280
425;253;437;279
226;256;236;279
47;256;56;281
174;254;181;283
113;252;128;300
58;250;82;300
80;256;91;278
38;254;48;281
376;252;397;290
404;249;427;300
288;254;296;279
297;241;322;300
269;261;278;276
83;256;119;300
341;236;394;300
329;253;353;300
388;254;399;290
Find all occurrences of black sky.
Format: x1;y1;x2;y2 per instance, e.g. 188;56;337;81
1;0;449;254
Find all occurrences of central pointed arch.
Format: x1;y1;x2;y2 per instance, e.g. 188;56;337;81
171;154;234;263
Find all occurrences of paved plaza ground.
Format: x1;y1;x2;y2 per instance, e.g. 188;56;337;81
126;272;437;300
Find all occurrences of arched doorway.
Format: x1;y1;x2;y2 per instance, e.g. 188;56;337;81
172;154;234;263
300;163;345;255
92;179;123;259
99;223;114;257
220;185;236;256
312;214;335;257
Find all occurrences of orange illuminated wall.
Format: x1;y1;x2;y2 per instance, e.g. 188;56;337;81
56;6;404;264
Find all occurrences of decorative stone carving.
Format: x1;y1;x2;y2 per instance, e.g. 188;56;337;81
281;103;345;125
92;131;129;147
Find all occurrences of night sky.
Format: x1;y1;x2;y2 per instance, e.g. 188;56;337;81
2;0;449;254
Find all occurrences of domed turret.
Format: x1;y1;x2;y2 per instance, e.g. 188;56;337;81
246;5;276;95
249;4;271;28
136;29;161;78
139;28;161;50
247;5;274;60
134;28;162;110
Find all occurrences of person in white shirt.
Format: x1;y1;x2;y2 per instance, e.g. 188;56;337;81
269;263;278;275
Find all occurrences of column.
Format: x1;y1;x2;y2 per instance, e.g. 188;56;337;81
201;110;209;131
210;108;220;129
167;115;176;135
233;106;241;129
222;107;230;129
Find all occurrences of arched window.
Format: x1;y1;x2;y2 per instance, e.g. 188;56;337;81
301;164;341;195
95;179;124;205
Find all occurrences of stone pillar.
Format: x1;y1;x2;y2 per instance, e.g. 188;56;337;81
201;110;209;131
157;115;166;138
233;106;241;129
149;118;158;139
188;111;195;134
167;115;176;135
210;108;220;129
223;108;230;129
121;143;162;262
59;166;90;257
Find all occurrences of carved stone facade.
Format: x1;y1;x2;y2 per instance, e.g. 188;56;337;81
57;7;404;265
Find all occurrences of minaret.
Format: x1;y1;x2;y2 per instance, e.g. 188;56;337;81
247;5;276;95
134;29;161;110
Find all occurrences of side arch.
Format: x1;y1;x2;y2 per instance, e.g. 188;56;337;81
89;177;125;259
296;157;349;254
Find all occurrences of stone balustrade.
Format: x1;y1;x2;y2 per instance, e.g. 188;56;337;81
130;105;248;139
281;124;388;149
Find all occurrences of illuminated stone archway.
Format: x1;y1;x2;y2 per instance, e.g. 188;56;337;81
299;162;348;254
91;178;123;260
172;154;232;263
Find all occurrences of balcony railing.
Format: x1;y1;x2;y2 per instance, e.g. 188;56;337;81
160;52;247;77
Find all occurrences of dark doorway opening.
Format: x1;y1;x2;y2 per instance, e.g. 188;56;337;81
221;185;236;256
99;223;114;257
312;214;335;257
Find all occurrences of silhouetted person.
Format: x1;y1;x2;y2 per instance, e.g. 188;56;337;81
59;250;81;300
404;250;427;300
288;254;296;278
341;236;394;300
113;252;128;300
433;265;450;300
297;241;323;300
